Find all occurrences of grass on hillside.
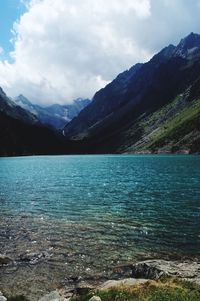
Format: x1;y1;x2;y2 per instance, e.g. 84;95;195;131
141;94;183;128
71;278;200;301
150;99;200;148
136;98;200;151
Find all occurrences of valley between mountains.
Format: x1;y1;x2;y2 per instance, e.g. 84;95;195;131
0;33;200;156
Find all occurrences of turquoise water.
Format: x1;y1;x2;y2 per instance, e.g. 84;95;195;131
0;155;200;298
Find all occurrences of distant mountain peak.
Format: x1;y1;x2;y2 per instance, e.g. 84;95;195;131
153;33;200;62
0;87;39;125
14;95;91;130
15;94;33;106
179;32;200;48
173;32;200;58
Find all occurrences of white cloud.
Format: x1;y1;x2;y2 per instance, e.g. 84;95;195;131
0;0;152;104
0;0;200;105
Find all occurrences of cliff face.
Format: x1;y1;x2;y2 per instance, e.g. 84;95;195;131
63;33;200;154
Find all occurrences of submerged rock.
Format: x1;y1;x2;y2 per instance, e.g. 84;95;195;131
75;281;95;295
65;276;82;283
39;291;66;301
112;265;133;279
0;255;13;266
19;251;52;265
131;262;164;279
61;277;95;296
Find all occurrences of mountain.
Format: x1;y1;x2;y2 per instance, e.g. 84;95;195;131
0;88;39;125
15;95;91;130
0;87;81;156
63;63;143;139
1;32;200;156
63;32;200;154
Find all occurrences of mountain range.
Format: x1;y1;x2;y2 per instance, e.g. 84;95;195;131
0;32;200;156
0;89;82;156
14;95;91;130
64;32;200;154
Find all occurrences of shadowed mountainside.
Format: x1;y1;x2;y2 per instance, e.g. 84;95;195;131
0;89;82;156
64;33;200;154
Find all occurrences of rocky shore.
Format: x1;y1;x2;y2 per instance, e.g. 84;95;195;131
1;259;200;301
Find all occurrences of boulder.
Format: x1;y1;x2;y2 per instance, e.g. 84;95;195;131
0;292;7;301
99;278;148;290
89;296;101;301
130;260;200;283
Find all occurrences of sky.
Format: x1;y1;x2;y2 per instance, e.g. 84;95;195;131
0;0;26;58
0;0;200;105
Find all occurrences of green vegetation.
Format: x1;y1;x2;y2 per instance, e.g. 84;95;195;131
72;279;200;301
141;94;183;128
149;98;200;149
134;97;200;152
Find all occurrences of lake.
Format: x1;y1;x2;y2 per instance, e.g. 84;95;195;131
0;155;200;299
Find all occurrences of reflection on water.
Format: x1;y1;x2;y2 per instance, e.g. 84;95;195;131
0;155;200;299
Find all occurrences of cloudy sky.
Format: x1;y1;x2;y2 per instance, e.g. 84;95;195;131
0;0;200;105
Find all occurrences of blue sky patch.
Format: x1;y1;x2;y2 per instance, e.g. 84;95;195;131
0;0;26;60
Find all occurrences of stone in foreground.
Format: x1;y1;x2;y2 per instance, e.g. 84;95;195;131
89;296;101;301
131;260;200;283
99;278;148;290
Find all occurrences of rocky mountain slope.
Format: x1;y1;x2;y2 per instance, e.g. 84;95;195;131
15;95;90;130
64;33;200;154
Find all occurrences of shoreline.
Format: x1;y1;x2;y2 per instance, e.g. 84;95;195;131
0;151;200;158
1;259;200;301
